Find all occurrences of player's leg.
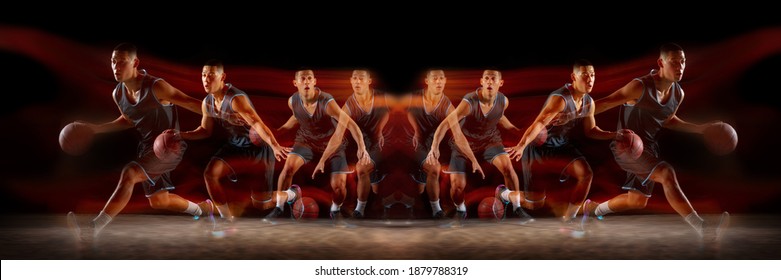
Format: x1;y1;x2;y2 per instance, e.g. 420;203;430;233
265;155;304;219
204;158;234;219
353;158;375;218
423;160;444;218
562;158;592;222
492;154;534;223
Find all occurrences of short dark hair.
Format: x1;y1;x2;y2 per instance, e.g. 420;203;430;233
204;59;224;71
573;59;593;72
660;43;683;58
425;68;445;78
352;68;372;78
113;43;137;56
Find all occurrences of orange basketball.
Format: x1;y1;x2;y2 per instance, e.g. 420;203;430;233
477;197;504;220
704;123;738;155
153;129;184;160
59;122;93;155
615;129;643;160
293;197;319;220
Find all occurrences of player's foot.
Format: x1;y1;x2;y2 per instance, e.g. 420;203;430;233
211;217;237;239
262;207;284;223
582;199;604;221
67;212;96;243
451;210;466;228
514;207;535;225
494;185;509;221
286;185;302;209
331;210;346;227
351;210;364;219
699;212;731;242
432;210;445;220
559;217;586;239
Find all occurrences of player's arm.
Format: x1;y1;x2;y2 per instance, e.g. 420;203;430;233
594;80;643;115
323;100;368;163
662;90;720;134
277;97;299;133
232;95;290;161
583;102;615;140
404;94;423;149
428;100;469;162
180;100;214;140
497;99;523;137
444;103;484;178
84;90;136;133
152;80;202;115
375;110;389;149
506;95;565;161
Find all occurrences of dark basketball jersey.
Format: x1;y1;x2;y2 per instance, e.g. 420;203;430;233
112;69;178;155
291;89;340;152
459;90;505;149
344;90;389;148
204;84;257;148
618;70;683;154
543;84;594;148
408;90;453;147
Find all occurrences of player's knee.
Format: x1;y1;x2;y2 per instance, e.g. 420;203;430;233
356;163;373;176
203;167;221;183
119;165;143;186
498;164;515;177
423;162;441;176
654;163;677;185
331;178;346;190
628;195;648;209
147;194;169;209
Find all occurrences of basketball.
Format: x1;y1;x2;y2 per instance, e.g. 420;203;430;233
615;129;643;160
59;122;93;155
293;197;319;220
477;197;504;220
704;122;738;155
533;128;547;146
249;128;263;146
153;129;184;160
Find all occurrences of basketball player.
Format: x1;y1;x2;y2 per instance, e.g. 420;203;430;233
405;69;472;219
585;43;730;240
266;69;370;224
504;60;615;224
341;69;389;219
179;60;290;222
427;69;532;226
67;43;207;241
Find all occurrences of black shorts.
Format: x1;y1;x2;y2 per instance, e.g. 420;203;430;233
521;143;586;199
290;143;350;174
446;143;506;174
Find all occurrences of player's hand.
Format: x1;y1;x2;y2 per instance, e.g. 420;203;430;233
471;160;485;179
312;160;325;179
271;145;291;162
703;121;725;134
376;134;385;151
412;132;420;150
358;149;371;166
425;149;440;166
504;145;524;161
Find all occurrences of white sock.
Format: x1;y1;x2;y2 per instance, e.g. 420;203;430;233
285;189;297;202
595;202;613;217
430;200;442;214
184;201;202;216
501;189;511;201
512;193;521;210
216;204;231;219
455;202;466;212
92;211;113;234
355;200;367;213
330;202;341;212
684;211;704;233
276;193;286;208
